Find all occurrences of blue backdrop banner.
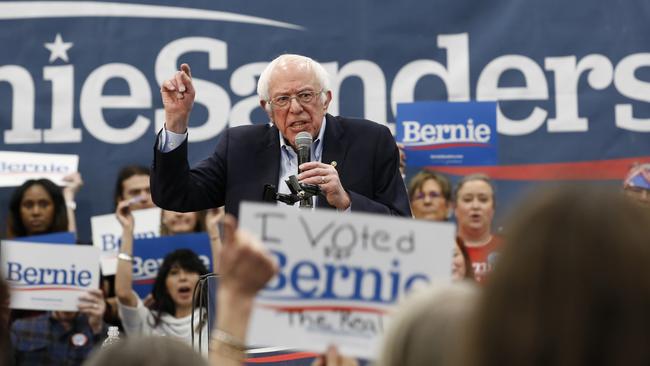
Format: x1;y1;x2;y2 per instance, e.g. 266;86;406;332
0;0;648;242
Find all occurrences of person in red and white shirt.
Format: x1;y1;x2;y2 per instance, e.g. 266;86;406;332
453;174;501;283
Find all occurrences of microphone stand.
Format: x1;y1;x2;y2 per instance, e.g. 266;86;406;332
263;175;321;207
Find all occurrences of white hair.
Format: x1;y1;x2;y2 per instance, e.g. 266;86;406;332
257;54;331;107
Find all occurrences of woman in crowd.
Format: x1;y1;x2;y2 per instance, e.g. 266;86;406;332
452;239;474;281
114;198;213;352
85;214;268;366
463;186;650;366
453;173;501;283
408;170;452;221
6;174;82;238
5;175;82;323
160;210;203;235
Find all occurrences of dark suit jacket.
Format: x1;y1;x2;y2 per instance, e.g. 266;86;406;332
151;114;411;218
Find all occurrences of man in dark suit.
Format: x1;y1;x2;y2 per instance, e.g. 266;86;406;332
152;54;410;218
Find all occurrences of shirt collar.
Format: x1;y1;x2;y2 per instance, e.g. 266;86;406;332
278;117;327;160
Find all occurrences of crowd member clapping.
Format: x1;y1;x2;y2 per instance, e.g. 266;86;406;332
463;186;650;366
114;198;213;352
453;174;501;283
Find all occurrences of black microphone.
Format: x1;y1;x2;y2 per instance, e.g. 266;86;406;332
296;131;312;171
295;131;313;208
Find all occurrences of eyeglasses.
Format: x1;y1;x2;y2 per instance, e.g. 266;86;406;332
268;90;323;108
414;191;443;201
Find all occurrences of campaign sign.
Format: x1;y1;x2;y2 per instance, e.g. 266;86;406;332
131;233;213;298
396;102;498;166
0;151;79;187
13;232;76;245
238;202;456;359
1;241;100;311
90;207;161;275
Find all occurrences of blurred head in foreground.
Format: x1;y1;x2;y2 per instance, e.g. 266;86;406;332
465;186;650;366
84;336;207;366
376;283;478;366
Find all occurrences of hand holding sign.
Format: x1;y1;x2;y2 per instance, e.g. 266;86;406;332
115;198;135;232
213;215;278;365
219;215;278;298
77;288;106;335
311;345;359;366
62;172;83;201
160;63;195;134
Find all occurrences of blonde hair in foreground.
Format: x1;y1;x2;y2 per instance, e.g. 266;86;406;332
83;336;208;366
376;282;478;366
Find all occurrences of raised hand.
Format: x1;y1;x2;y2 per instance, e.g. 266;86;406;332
62;172;83;202
205;207;225;239
160;63;195;133
115;198;135;232
218;215;277;298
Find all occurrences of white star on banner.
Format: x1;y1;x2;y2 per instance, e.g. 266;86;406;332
44;33;73;63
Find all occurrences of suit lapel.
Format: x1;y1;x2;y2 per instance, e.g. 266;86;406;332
319;114;348;208
256;124;281;190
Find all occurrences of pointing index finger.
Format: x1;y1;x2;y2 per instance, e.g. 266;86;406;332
180;63;192;79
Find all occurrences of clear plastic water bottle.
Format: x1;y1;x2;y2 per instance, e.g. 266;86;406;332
101;326;120;348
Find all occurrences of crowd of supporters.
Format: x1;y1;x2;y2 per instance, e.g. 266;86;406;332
0;160;649;366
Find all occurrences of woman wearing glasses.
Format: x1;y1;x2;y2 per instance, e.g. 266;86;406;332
407;170;452;221
408;171;474;281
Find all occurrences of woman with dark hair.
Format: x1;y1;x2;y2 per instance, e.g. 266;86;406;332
463;187;650;366
452;239;474;281
6;174;82;238
114;198;212;352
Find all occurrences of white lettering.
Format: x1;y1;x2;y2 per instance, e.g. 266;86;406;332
80;63;152;144
391;33;470;116
1;65;38;143
545;55;613;132
154;37;230;142
44;65;81;142
230;62;266;127
477;55;549;135
614;53;650;132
